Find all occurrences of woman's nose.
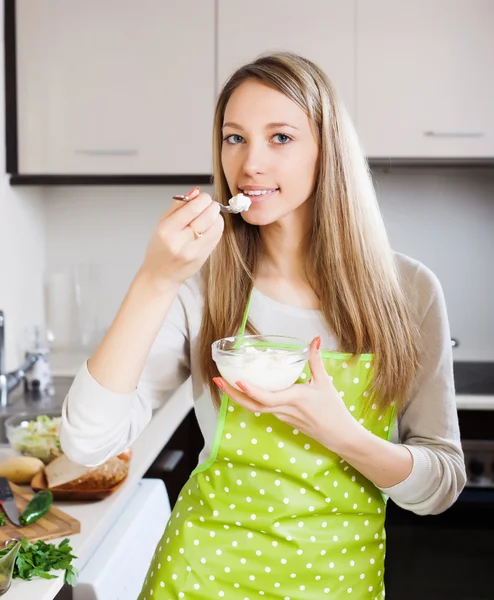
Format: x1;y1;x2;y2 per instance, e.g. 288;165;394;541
241;142;268;177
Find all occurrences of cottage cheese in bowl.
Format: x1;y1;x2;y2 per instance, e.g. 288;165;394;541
212;335;309;392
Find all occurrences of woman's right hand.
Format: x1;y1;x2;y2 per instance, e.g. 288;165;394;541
139;187;224;288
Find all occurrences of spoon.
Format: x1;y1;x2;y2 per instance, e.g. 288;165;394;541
172;195;244;214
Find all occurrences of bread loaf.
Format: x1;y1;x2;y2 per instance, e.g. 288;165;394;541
45;453;129;490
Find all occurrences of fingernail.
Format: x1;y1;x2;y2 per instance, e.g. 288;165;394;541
315;336;321;351
185;186;200;198
235;381;248;392
213;377;224;390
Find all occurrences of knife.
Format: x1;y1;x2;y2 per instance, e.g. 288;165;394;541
0;477;22;526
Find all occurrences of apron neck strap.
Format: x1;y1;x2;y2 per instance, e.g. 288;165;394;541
238;290;253;336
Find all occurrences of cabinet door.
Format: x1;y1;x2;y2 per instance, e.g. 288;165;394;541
217;0;356;117
356;0;494;158
16;1;215;174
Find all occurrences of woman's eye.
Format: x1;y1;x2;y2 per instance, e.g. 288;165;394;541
223;134;244;144
273;133;292;144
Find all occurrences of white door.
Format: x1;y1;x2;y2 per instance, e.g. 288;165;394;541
217;0;356;118
356;0;494;158
16;1;215;174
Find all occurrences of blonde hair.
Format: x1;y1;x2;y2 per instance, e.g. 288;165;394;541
199;52;419;413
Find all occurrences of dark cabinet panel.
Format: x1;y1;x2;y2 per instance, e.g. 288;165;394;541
385;497;494;599
144;408;204;508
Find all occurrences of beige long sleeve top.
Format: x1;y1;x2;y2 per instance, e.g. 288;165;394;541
60;252;466;516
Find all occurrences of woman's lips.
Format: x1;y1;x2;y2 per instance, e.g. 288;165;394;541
240;189;279;204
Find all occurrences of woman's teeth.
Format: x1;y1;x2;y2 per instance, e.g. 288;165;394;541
242;189;277;196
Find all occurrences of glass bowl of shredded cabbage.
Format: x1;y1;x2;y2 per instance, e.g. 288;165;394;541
5;411;62;464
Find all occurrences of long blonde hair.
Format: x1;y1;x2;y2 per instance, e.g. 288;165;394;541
199;52;419;413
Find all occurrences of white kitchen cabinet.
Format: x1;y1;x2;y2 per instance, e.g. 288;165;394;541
217;0;356;118
356;0;494;158
15;1;215;174
74;479;170;600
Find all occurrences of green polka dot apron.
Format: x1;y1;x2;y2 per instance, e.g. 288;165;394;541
139;299;395;600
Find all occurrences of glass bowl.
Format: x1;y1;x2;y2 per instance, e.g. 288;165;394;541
212;335;310;392
5;410;62;464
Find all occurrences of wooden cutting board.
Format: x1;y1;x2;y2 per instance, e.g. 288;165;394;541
0;483;80;543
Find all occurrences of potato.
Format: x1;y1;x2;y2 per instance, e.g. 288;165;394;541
0;456;45;484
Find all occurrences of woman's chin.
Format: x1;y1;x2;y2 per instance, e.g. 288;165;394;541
241;210;276;227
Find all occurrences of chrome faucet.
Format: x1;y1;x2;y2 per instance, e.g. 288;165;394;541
0;310;41;407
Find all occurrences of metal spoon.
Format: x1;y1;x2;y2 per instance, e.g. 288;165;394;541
172;195;243;214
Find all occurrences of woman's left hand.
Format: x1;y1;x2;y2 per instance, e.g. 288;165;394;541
213;336;361;454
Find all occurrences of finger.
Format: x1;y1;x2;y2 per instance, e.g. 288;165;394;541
214;378;268;413
168;192;214;229
186;200;221;239
234;380;295;408
191;212;224;251
161;186;201;220
307;336;325;383
184;186;201;200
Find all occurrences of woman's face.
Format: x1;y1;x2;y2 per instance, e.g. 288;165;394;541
221;79;319;227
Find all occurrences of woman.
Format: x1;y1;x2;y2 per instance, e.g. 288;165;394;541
60;53;466;599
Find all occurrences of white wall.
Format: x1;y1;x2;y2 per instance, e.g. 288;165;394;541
43;183;213;345
0;4;46;370
374;168;494;360
44;170;494;361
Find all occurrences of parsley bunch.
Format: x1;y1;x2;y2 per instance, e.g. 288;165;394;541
0;537;78;586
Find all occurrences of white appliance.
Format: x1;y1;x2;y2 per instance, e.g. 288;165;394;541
74;479;171;600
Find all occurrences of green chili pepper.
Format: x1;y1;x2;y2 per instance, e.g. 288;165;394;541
19;490;53;526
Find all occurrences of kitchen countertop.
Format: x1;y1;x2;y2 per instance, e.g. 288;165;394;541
1;381;193;600
456;394;494;410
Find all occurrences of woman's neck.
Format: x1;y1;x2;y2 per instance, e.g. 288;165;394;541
259;229;306;279
258;203;311;278
256;208;320;310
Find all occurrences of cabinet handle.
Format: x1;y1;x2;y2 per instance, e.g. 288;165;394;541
74;149;138;156
424;131;484;138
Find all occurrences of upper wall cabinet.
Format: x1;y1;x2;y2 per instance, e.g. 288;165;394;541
11;0;493;181
356;0;494;158
217;0;356;119
15;1;215;175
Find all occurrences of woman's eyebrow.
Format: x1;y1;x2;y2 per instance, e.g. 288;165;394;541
266;122;299;130
222;122;244;130
222;121;300;130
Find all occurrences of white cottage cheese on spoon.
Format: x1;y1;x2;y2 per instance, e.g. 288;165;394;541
228;193;252;212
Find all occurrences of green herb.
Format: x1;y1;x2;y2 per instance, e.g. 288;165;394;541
0;511;5;526
0;537;78;586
